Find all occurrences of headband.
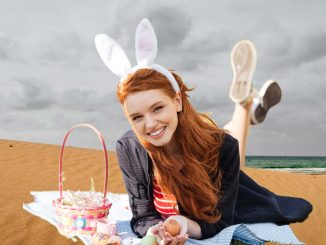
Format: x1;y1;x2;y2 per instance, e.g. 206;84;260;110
94;18;180;93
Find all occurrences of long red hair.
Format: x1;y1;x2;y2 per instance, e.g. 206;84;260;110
117;69;225;223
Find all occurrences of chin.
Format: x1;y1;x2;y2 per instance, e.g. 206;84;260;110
147;136;172;147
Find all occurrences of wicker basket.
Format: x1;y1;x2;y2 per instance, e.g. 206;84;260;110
52;124;112;236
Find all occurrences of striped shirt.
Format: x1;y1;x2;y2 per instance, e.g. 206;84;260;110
153;177;179;219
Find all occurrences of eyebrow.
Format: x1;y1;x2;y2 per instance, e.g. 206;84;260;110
129;101;163;118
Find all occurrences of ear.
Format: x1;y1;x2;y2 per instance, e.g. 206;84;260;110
175;92;183;112
135;18;157;66
95;34;131;78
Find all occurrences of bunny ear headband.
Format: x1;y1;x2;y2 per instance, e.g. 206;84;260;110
94;18;180;92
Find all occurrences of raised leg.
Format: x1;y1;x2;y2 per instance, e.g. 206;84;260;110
223;101;252;169
226;40;256;169
225;40;282;169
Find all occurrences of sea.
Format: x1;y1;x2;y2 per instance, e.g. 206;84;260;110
245;156;326;174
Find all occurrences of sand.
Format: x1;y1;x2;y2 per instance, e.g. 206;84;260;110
0;139;325;245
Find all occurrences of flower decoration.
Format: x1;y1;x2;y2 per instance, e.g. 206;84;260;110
74;217;86;228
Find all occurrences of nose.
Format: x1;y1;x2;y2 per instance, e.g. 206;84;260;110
144;115;157;131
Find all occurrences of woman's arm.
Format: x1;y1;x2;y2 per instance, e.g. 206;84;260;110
116;139;163;237
186;217;202;239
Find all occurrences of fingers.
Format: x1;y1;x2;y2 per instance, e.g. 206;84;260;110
151;221;163;235
169;239;179;245
158;225;166;239
178;234;189;245
158;225;174;244
163;233;188;245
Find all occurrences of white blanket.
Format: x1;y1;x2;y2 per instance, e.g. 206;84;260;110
23;191;304;245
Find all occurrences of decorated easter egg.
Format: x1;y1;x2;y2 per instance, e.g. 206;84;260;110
107;235;122;245
140;235;158;245
164;219;180;237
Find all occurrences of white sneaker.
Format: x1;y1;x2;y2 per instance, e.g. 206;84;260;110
251;80;282;125
229;40;257;105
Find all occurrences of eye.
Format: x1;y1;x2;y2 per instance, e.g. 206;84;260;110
154;106;163;112
132;115;142;121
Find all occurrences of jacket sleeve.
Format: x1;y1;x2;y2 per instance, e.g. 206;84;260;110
191;136;240;239
116;140;163;238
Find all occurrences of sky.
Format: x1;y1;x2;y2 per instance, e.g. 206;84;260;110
0;0;325;156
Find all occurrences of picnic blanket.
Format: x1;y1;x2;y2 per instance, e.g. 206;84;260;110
23;191;304;245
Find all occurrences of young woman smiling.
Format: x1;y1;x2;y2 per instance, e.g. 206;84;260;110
95;19;312;245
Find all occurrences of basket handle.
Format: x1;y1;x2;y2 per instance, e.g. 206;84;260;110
58;124;108;200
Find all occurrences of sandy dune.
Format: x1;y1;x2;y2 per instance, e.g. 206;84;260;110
0;139;325;244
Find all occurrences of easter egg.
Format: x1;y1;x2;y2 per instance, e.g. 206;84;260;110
140;235;158;245
163;219;180;237
92;233;110;245
107;235;122;245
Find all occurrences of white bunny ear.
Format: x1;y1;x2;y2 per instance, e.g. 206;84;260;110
95;34;131;78
135;18;157;66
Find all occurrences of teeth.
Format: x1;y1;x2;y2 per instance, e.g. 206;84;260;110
149;127;165;136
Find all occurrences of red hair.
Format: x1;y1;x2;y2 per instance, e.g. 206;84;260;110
117;69;225;223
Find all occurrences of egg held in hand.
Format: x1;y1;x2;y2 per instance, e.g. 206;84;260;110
163;219;181;237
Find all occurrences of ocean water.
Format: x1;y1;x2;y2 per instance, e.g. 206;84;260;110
245;156;326;169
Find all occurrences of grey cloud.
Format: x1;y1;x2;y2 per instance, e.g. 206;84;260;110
100;2;155;48
190;88;229;111
0;113;46;132
190;97;218;112
5;76;118;114
257;26;326;72
165;30;233;71
0;34;20;61
145;7;232;72
35;32;87;65
9;77;55;110
291;29;326;65
57;88;116;112
256;101;326;139
107;3;193;49
260;28;326;72
147;7;192;50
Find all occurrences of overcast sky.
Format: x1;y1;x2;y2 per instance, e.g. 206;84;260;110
0;0;325;156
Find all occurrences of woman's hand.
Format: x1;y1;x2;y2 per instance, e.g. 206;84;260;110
163;215;201;240
151;221;188;245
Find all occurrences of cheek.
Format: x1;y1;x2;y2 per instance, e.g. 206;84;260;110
166;111;179;127
131;122;142;133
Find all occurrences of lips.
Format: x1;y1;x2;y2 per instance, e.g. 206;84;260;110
147;126;166;137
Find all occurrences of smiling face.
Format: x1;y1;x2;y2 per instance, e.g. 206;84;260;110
123;89;182;147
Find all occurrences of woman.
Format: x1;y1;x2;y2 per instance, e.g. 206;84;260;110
95;19;312;244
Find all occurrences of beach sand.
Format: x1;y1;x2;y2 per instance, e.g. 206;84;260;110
0;139;325;244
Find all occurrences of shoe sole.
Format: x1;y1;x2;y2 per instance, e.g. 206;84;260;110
260;80;282;110
229;40;257;104
251;80;282;125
